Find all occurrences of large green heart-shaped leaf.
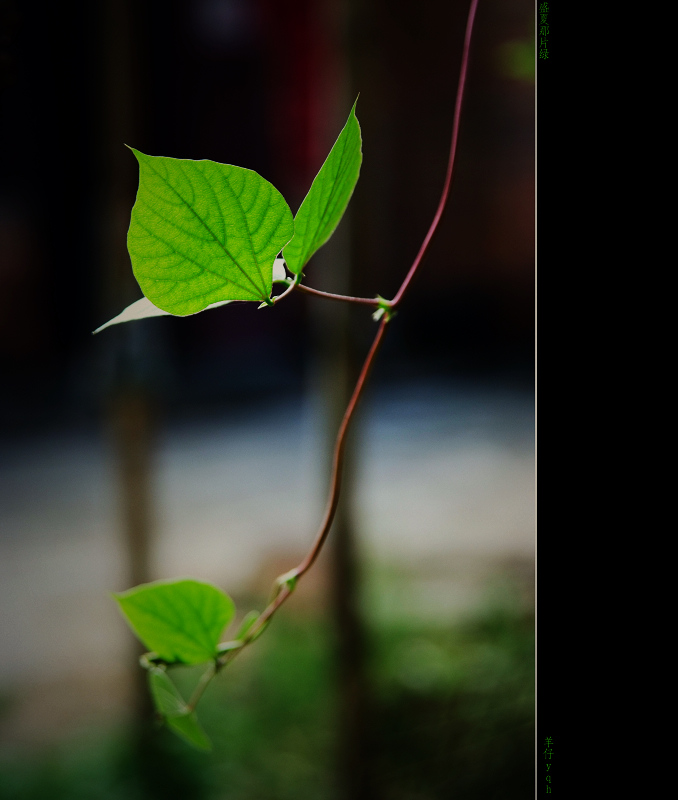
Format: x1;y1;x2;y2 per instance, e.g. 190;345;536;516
114;578;236;664
127;149;294;314
283;100;362;275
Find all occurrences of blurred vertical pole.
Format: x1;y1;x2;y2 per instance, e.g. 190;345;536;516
260;0;377;789
100;0;155;725
304;1;379;796
99;7;200;788
311;228;378;800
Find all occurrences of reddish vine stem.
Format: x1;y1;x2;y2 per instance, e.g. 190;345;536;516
187;660;216;711
294;282;385;307
214;0;479;678
242;314;390;644
271;278;298;305
295;314;389;578
391;0;479;307
294;0;479;311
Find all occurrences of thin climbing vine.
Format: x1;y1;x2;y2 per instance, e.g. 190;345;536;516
97;0;480;751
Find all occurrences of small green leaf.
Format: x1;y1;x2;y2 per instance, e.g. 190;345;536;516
234;610;269;643
128;149;294;315
166;712;212;752
114;578;236;664
276;568;298;592
283;99;362;274
93;258;289;333
148;668;211;751
235;610;260;640
148;667;188;717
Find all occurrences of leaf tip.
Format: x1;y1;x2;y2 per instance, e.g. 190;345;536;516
124;143;145;162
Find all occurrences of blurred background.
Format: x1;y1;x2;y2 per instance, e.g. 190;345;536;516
0;0;534;798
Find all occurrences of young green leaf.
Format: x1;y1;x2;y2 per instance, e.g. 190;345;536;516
235;610;260;640
166;712;212;752
127;149;294;315
148;668;211;751
114;578;236;664
283;100;362;275
92;259;289;333
148;666;188;718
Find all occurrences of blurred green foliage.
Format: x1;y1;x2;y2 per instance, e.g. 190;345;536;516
0;587;533;800
496;39;536;82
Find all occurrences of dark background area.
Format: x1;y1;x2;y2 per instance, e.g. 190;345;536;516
0;1;535;798
0;0;533;435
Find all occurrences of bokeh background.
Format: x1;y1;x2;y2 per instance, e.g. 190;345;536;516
0;0;535;798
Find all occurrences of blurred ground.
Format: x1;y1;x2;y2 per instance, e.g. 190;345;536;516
0;378;533;754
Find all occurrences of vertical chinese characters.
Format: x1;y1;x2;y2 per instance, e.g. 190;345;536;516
539;2;550;59
544;736;553;792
